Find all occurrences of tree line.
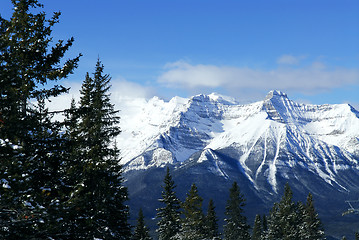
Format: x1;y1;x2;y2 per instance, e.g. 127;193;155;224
145;167;325;240
0;0;345;239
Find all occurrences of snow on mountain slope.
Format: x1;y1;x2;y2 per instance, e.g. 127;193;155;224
116;90;359;191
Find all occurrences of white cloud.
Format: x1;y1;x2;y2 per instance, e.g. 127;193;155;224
111;78;155;100
158;60;359;97
47;78;155;117
277;54;306;65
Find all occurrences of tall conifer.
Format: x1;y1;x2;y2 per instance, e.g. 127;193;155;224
223;181;250;240
177;183;206;240
156;167;181;240
266;184;306;240
302;193;325;239
0;0;80;238
66;59;130;239
252;214;263;240
133;208;152;240
204;199;220;240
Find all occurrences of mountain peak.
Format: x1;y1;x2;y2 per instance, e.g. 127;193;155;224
265;90;288;100
262;90;291;123
190;93;237;105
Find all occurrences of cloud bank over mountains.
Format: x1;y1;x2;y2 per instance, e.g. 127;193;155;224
47;55;359;113
158;57;359;97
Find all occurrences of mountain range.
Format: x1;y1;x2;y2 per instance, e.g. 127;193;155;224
117;90;359;239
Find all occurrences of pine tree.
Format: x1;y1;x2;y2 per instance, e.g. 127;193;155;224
266;183;304;240
223;181;250;240
0;0;80;144
204;199;220;240
132;208;152;240
156;167;182;240
262;214;268;233
177;183;206;240
60;98;82;237
22;97;70;238
0;0;80;238
65;59;131;239
252;214;263;240
302;193;325;239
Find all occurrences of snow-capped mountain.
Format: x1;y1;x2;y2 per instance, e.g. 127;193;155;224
118;90;359;239
118;90;359;190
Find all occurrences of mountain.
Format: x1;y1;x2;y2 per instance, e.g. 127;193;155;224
117;90;359;239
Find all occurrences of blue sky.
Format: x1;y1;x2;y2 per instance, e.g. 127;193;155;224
1;0;359;108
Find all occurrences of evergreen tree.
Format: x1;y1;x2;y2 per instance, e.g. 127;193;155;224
177;183;206;240
60;98;82;237
22;97;70;238
266;183;304;240
223;181;250;240
0;0;80;144
0;0;80;238
302;193;325;239
252;214;263;240
65;59;131;239
133;208;152;240
262;214;268;233
156;167;181;240
204;199;220;240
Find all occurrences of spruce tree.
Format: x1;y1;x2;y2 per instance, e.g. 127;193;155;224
262;214;268;233
22;97;71;238
132;208;152;240
60;98;82;237
223;181;250;240
252;214;263;240
156;167;181;240
177;183;206;240
204;199;220;240
0;0;80;144
66;59;131;239
0;0;80;238
266;183;304;240
302;193;325;239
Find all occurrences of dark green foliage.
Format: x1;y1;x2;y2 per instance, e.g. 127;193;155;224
177;183;206;240
262;214;268;233
0;0;80;143
265;184;326;240
252;214;263;240
64;59;130;239
204;199;220;240
132;209;152;240
266;183;303;240
21;98;70;238
223;181;250;240
156;167;181;240
0;0;79;238
302;193;325;240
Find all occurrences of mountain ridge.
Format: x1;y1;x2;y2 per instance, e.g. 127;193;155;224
117;90;359;175
119;90;359;239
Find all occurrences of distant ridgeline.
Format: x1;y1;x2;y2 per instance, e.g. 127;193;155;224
119;91;359;239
